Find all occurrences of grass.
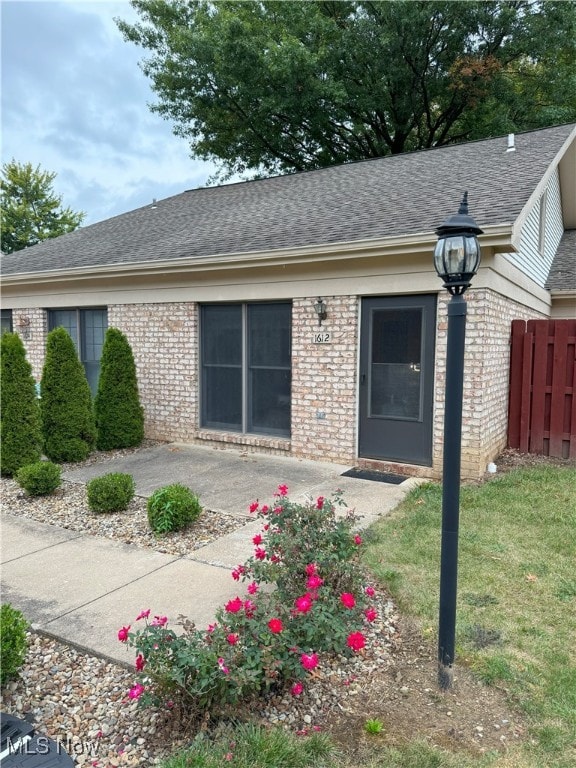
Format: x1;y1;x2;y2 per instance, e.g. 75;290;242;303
363;464;576;768
158;464;575;768
158;722;336;767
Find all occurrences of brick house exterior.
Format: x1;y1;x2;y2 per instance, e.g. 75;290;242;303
2;125;575;480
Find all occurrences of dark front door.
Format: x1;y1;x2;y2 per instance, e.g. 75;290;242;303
359;295;436;466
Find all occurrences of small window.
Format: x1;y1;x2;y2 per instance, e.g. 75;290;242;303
1;309;13;335
200;303;291;437
48;308;107;394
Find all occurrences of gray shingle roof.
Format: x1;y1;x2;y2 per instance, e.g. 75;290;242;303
2;124;574;276
546;230;576;290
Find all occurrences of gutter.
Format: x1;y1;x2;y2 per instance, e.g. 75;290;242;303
0;224;515;288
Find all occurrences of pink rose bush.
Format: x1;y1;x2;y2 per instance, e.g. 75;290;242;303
121;485;378;718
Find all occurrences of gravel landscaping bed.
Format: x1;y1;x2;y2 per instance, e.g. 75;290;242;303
1;477;249;556
0;602;399;766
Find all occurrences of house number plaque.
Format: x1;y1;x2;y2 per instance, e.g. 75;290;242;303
312;332;331;344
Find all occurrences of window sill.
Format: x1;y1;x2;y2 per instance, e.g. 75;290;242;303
196;430;291;453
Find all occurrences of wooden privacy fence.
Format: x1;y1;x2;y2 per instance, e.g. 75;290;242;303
508;319;576;459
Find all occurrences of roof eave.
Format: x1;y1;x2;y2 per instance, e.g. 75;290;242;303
0;224;514;287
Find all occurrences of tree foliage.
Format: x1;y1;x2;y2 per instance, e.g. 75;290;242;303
94;328;144;451
118;0;576;180
0;160;84;254
40;327;96;463
0;332;42;476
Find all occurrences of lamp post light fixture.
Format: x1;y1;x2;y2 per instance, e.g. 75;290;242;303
434;192;483;691
313;297;327;326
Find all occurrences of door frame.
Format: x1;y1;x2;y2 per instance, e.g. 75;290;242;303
358;294;437;466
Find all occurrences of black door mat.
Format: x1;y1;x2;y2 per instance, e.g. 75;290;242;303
341;468;408;485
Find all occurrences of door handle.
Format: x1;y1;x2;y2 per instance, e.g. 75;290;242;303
361;373;366;384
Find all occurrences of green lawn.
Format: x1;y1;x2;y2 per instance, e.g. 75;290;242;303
364;464;576;768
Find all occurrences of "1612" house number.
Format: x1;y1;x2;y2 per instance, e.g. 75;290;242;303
313;332;331;344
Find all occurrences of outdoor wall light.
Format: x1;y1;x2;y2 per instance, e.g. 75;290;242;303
16;315;31;340
434;192;483;692
433;191;483;295
313;297;327;326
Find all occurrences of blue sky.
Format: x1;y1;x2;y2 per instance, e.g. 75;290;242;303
1;0;215;225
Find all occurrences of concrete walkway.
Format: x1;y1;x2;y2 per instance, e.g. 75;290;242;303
1;443;424;666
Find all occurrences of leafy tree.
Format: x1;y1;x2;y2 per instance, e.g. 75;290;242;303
0;160;85;254
118;0;576;180
0;332;42;476
94;328;144;450
40;327;96;463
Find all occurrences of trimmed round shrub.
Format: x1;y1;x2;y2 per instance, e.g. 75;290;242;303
94;328;144;451
16;461;61;496
147;483;201;534
0;332;42;476
87;472;135;513
40;327;96;463
1;603;28;685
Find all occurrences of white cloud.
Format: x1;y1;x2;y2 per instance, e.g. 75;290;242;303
1;0;215;224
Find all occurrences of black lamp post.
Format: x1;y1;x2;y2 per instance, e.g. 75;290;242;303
434;191;483;690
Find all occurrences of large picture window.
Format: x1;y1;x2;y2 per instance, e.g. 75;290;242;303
48;308;108;394
201;303;291;437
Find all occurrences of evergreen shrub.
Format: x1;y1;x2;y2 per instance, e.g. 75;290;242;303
0;604;28;685
16;461;61;496
94;328;144;450
40;327;96;463
87;472;136;513
147;483;201;534
0;332;42;476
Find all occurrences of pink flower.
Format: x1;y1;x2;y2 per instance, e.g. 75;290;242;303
217;657;230;675
254;547;267;560
128;683;145;699
135;653;146;671
225;597;243;613
277;484;289;496
207;623;217;632
354;534;363;545
260;505;269;515
135;609;150;621
252;533;263;545
247;581;259;595
263;523;270;531
249;501;259;513
300;652;319;670
294;594;313;614
151;615;168;627
271;554;281;564
364;608;377;622
118;625;130;642
291;681;304;696
225;753;233;761
340;592;356;609
227;633;239;645
244;599;256;617
273;506;283;515
268;618;283;634
316;496;325;509
306;575;324;590
365;586;376;597
347;632;366;652
305;563;318;576
231;564;245;581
